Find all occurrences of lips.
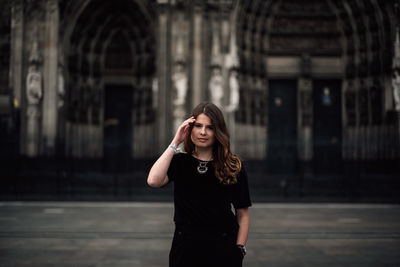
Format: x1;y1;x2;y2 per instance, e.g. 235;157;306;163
198;138;208;142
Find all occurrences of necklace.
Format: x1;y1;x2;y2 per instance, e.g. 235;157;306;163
197;160;209;174
194;153;213;174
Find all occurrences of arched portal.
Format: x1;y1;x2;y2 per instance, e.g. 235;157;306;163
234;0;395;176
62;0;156;162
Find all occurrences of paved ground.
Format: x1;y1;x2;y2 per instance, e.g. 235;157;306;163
0;202;399;267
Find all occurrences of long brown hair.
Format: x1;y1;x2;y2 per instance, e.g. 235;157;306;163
184;102;242;185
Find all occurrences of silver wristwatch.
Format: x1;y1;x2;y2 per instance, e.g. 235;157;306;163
237;244;247;256
169;145;179;153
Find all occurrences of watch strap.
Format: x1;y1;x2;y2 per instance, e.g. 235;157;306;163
169;145;179;153
237;244;246;256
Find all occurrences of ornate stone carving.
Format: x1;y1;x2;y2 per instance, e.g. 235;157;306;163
395;1;400;25
299;78;312;127
26;67;42;106
25;0;45;21
46;0;58;13
269;36;341;55
279;0;330;14
393;69;400;111
359;81;369;126
393;29;400;111
152;77;158;109
208;66;224;108
57;66;64;109
345;81;356;127
172;63;187;106
26;40;42;106
226;69;239;112
91;87;101;125
13;0;23;13
370;79;382;125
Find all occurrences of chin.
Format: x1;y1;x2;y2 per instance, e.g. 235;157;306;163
195;142;213;149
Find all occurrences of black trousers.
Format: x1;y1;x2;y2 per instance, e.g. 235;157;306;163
169;225;243;267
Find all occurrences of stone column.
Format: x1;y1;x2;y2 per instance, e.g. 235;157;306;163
298;54;313;161
25;37;43;157
56;45;66;156
171;7;189;144
10;0;24;109
9;0;24;153
298;78;313;160
224;7;240;152
209;17;224;109
393;1;400;158
191;4;204;106
41;0;59;155
156;0;172;153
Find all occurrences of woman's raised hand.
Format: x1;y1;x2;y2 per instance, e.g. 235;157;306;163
172;117;195;146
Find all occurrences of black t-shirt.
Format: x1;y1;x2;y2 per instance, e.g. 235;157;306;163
167;153;252;234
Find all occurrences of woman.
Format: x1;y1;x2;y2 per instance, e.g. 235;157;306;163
147;102;251;267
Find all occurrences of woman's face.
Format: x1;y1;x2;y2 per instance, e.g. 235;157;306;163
191;113;216;150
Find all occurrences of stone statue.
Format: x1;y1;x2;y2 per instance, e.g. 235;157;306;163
393;69;400;111
26;66;42;106
393;30;400;111
172;63;187;106
25;39;42;157
152;77;158;109
26;40;42;106
226;69;239;112
209;67;224;108
57;67;65;109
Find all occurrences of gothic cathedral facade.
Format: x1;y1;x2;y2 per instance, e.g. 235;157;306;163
1;0;400;179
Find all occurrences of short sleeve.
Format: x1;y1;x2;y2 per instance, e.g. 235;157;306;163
166;153;180;183
232;165;252;209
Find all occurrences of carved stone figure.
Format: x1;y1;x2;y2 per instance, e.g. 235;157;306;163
26;66;42;106
393;69;400;111
26;38;42;107
57;67;65;109
393;30;400;111
25;38;42;157
152;77;158;109
209;67;224;108
172;63;187;106
226;69;239;112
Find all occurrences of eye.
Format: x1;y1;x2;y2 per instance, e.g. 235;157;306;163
195;123;202;128
207;126;214;130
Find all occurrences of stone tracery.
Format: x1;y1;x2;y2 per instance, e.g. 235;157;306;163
1;0;398;161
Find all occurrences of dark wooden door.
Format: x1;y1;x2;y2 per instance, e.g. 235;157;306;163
312;79;342;174
267;80;298;174
103;84;133;172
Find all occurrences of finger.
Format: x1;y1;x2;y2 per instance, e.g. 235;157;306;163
184;118;194;125
184;123;191;132
180;122;190;132
182;118;195;127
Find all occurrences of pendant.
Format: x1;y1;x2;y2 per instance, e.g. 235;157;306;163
197;161;208;174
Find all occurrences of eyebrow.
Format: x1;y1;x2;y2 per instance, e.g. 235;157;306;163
195;122;213;127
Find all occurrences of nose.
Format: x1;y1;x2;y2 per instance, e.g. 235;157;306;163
200;127;206;135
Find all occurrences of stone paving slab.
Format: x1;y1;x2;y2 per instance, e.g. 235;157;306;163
0;202;399;267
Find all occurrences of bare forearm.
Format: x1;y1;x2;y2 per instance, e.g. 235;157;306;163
147;117;195;188
236;208;250;245
147;144;175;187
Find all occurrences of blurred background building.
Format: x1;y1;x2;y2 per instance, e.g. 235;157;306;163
0;0;399;201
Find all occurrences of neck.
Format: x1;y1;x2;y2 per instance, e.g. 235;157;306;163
194;147;213;161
